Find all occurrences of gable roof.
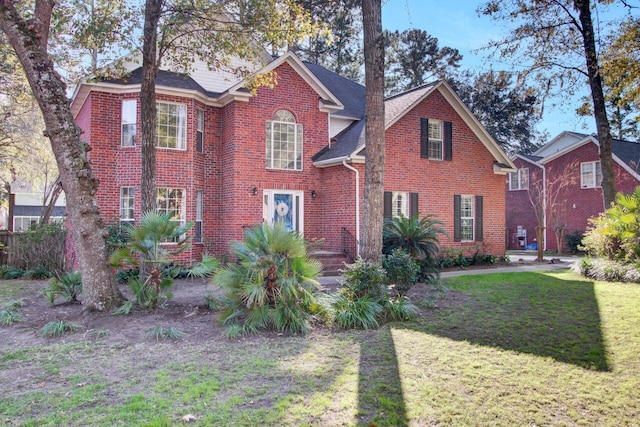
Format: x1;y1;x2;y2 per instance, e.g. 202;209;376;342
314;80;516;172
101;68;221;98
303;62;366;119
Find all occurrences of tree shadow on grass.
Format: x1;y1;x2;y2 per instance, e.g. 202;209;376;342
356;327;409;426
408;272;609;371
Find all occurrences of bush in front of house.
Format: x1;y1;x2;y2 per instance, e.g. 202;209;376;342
213;222;325;337
573;257;640;283
382;248;420;296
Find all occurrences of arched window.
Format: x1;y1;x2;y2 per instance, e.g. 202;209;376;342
266;110;303;170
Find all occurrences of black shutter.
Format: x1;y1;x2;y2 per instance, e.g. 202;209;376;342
454;194;461;242
384;191;392;219
475;195;483;241
410;193;419;218
444;121;453;161
420;118;429;158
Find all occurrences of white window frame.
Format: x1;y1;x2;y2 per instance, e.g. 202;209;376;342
262;189;304;234
157;187;186;241
121;100;137;147
196;109;204;153
266;110;303;171
391;191;409;218
156;102;187;150
509;168;529;191
428;120;443;160
120;187;135;225
581;161;602;189
460;195;475;242
195;190;203;243
13;216;63;231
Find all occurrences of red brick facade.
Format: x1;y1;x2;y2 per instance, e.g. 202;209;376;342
506;139;640;252
74;58;510;264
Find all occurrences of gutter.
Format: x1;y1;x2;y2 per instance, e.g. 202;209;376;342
342;159;360;257
541;163;547;251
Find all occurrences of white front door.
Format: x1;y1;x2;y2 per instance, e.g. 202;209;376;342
263;190;304;234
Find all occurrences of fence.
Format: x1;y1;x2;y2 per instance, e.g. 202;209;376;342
0;231;19;267
0;228;66;271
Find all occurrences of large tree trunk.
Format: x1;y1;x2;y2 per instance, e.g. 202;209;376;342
0;1;123;311
140;0;163;214
360;0;385;262
575;0;616;207
535;225;545;262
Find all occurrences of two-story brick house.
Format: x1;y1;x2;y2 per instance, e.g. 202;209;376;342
71;51;515;264
506;131;640;251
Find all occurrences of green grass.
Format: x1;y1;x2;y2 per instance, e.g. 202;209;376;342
1;270;639;425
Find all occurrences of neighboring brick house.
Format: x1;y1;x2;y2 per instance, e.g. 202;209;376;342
70;51;515;264
506;131;640;251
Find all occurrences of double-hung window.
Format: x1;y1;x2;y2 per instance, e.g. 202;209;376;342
460;195;474;242
195;190;203;243
581;161;602;188
156;102;187;149
509;168;529;190
121;100;137;146
391;192;408;218
157;188;185;241
428;120;443;160
266;110;303;170
120;187;135;225
454;194;483;242
196;109;204;153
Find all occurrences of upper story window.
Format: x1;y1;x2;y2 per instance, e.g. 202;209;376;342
509;168;529;191
121;100;137;146
428;120;443;160
581;161;602;188
266;110;303;170
196;109;204;153
157;102;186;150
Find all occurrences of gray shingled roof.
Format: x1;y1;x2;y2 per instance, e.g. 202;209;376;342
303;62;366;119
613;138;640;172
313;120;365;162
102;68;221;97
385;83;437;125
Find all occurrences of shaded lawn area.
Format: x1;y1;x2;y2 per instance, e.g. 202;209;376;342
1;270;639;426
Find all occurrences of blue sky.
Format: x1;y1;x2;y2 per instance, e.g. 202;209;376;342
381;0;596;140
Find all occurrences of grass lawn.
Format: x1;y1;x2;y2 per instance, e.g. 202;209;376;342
1;270;639;426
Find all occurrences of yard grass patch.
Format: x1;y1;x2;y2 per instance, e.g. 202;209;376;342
0;270;638;425
0;280;28;299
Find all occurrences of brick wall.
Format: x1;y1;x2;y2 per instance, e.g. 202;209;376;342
505;158;542;250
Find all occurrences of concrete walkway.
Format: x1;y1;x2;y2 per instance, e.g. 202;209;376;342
318;251;581;286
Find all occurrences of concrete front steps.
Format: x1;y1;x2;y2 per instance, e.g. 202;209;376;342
310;251;352;276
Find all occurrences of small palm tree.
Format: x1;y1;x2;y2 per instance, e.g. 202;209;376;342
213;222;324;336
383;214;446;259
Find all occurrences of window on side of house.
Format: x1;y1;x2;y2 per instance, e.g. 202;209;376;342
156;102;187;149
581;161;602;188
195;190;203;243
121;100;137;146
454;194;483;242
392;191;408;218
196;109;204;153
460;195;474;242
509;168;529;190
120;187;135;225
266;110;303;170
157;187;185;241
428;120;443;160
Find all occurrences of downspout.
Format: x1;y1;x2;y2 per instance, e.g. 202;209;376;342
541;163;547;251
342;159;360;257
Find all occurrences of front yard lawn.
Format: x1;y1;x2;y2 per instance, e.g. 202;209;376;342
0;270;638;426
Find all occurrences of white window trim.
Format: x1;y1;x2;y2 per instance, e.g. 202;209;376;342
391;191;409;218
121;99;137;147
195;190;203;243
262;189;304;235
509;168;529;191
119;186;136;224
156;187;186;243
581;161;602;189
460;195;475;242
266;111;303;171
156;101;187;151
428;120;443;161
196;109;204;153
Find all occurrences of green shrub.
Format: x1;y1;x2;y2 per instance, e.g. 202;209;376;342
573;257;640;283
0;265;10;279
565;231;584;254
382;296;419;321
332;295;383;329
146;326;184;341
382;248;420;296
340;257;386;299
112;300;134;316
39;320;80;337
42;271;82;305
4;267;25;280
213;223;324;336
12;222;66;273
24;266;52;279
0;309;24;326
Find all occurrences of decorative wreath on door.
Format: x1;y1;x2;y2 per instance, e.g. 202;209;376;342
276;202;289;217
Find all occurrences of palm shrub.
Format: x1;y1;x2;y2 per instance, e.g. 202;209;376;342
110;212;195;310
582;187;640;262
213;222;324;337
383;214;446;281
42;271;82;304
